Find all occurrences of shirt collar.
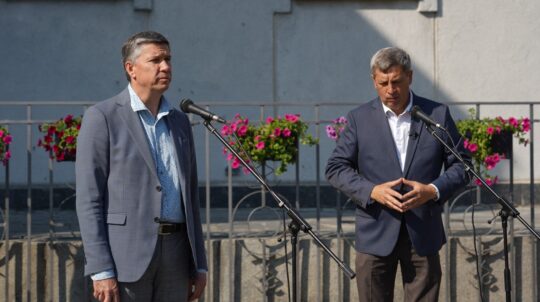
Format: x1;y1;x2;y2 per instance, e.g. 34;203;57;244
128;84;172;117
382;91;414;117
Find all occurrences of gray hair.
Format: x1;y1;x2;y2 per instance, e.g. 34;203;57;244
121;31;170;81
370;47;411;75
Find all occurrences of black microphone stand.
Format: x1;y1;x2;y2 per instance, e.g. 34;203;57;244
425;124;540;302
202;119;356;302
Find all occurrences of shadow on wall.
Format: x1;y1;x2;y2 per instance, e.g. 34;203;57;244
274;1;451;104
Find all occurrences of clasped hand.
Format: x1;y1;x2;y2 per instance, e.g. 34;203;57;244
370;178;437;213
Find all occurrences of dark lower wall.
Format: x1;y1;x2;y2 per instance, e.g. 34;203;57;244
1;183;539;210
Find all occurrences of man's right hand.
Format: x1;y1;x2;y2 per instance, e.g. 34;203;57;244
93;278;120;302
370;178;405;212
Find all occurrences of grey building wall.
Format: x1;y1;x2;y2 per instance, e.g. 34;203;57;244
1;0;539;184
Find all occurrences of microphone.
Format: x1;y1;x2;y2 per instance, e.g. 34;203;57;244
180;99;226;124
411;105;447;131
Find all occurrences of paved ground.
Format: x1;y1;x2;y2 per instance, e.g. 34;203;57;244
2;204;540;241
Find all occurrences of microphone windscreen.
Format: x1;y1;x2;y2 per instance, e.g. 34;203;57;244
180;99;193;113
411;105;421;117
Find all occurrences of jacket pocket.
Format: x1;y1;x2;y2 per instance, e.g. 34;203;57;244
106;213;127;225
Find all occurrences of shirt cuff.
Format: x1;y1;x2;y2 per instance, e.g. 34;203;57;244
429;183;440;201
91;269;116;281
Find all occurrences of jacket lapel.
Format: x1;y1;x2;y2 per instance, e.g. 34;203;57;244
403;96;424;177
117;90;158;180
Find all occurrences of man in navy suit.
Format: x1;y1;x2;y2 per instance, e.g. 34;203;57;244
76;31;207;302
326;47;470;301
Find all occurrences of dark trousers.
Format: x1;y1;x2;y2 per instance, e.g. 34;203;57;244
355;222;442;302
118;229;191;302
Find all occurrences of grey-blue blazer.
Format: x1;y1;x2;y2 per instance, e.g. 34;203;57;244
325;94;470;257
76;88;207;282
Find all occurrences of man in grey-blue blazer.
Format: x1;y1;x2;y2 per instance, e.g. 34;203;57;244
76;31;207;302
326;47;470;301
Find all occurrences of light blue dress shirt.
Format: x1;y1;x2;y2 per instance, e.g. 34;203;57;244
92;85;185;281
128;85;184;223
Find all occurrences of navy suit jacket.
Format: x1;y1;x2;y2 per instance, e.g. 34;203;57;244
325;94;470;257
76;88;207;282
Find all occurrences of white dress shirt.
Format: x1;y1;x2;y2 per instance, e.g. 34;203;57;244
382;99;412;172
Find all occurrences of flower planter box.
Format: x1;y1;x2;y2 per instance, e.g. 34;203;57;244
491;129;513;160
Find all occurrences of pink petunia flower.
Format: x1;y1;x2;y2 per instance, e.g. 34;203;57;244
256;141;265;150
522;118;531;132
3;135;12;144
486;127;494;135
484;153;501;170
221;125;230;136
326;125;337;141
231;157;241;169
467;142;478;153
266;116;274;124
65;136;75;145
237;125;248;137
508;117;518;128
64;114;73;124
49;126;58;136
282;128;291;137
335;116;348;124
285;114;299;123
274;127;282;136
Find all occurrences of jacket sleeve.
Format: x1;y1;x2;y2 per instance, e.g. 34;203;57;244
325;112;376;209
75;106;115;276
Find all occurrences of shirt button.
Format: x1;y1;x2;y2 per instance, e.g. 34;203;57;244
156;185;162;192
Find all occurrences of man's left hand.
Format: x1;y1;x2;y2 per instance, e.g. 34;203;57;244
188;272;207;301
401;179;437;211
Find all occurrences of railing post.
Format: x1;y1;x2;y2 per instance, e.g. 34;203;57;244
3;139;10;302
529;104;537;302
26;105;33;302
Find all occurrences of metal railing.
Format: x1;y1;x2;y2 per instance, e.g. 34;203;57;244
1;100;539;301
